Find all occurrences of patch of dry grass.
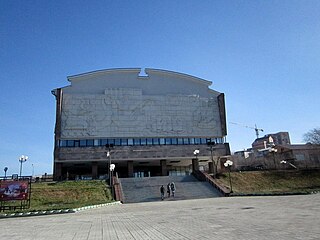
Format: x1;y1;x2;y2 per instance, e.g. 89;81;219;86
216;169;320;194
28;180;112;211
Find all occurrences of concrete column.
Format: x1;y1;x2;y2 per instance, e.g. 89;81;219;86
127;161;134;178
192;158;199;172
92;161;98;179
54;163;62;181
160;159;167;176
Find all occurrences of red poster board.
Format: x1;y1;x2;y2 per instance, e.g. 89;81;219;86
0;181;29;201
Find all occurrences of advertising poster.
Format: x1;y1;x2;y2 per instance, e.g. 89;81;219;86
0;181;29;201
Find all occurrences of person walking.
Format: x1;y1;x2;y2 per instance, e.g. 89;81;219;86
167;183;171;197
160;185;165;200
170;182;176;197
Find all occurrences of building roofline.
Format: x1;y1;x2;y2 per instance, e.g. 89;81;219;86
66;68;213;87
145;68;212;86
275;143;320;150
67;68;141;82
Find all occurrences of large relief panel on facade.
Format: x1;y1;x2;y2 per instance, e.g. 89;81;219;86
61;88;221;138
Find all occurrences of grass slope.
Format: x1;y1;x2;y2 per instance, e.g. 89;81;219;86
28;180;112;211
217;169;320;194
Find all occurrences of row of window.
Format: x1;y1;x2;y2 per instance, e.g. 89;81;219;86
58;137;224;148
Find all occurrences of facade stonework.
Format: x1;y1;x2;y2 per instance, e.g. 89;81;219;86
52;68;229;180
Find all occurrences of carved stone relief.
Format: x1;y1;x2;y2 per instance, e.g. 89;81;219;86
61;88;221;138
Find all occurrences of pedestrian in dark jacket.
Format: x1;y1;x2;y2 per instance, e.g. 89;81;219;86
167;183;171;197
170;182;175;197
160;185;165;200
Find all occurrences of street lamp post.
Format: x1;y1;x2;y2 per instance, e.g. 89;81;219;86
207;141;216;175
193;149;200;172
19;155;28;178
105;144;114;186
110;164;115;199
32;164;34;178
224;160;233;193
193;149;199;160
269;148;278;169
4;167;8;179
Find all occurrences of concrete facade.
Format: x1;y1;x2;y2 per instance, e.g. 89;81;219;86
52;68;229;180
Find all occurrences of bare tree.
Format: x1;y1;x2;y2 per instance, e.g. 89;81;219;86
303;128;320;144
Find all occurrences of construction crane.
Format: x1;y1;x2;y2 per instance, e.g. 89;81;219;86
229;122;264;139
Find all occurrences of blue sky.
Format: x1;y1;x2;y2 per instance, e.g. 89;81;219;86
1;0;319;176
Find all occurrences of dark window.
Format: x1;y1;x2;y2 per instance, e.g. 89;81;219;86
108;139;115;145
87;139;94;147
171;138;178;145
200;138;206;144
177;138;183;145
100;139;108;146
189;138;195;144
74;140;80;147
165;138;171;145
60;140;67;147
140;138;146;145
114;139;121;146
153;138;159;145
159;138;165;145
121;139;128;146
147;138;153;145
183;138;189;145
134;138;141;145
79;140;86;147
195;138;201;145
67;140;74;147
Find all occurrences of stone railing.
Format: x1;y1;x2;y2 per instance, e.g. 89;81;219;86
112;173;124;203
192;170;230;197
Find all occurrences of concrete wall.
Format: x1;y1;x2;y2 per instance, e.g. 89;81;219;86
58;68;223;139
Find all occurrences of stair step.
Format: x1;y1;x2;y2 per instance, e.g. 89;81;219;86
120;175;222;203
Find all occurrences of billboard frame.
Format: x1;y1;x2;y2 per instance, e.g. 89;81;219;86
0;176;32;212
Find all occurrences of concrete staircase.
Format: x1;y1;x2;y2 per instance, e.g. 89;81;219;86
119;175;222;203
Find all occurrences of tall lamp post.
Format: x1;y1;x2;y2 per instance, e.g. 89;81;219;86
207;141;216;175
193;149;200;172
269;148;278;170
110;164;115;199
105;144;114;186
19;155;28;178
32;164;34;178
4;167;8;179
224;160;233;193
193;149;200;160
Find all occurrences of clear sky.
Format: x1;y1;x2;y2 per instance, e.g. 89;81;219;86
1;0;319;176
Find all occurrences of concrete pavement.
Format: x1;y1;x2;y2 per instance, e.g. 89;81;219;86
1;194;320;240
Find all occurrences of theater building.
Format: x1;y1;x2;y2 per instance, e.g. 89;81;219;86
52;68;230;180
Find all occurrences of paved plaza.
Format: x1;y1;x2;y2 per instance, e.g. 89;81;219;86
1;194;320;240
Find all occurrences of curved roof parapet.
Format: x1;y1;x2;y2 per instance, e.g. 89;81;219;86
66;67;213;87
145;68;212;86
67;68;141;82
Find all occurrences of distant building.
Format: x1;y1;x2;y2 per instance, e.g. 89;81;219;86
232;142;320;171
52;68;230;180
252;132;291;150
274;143;320;168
